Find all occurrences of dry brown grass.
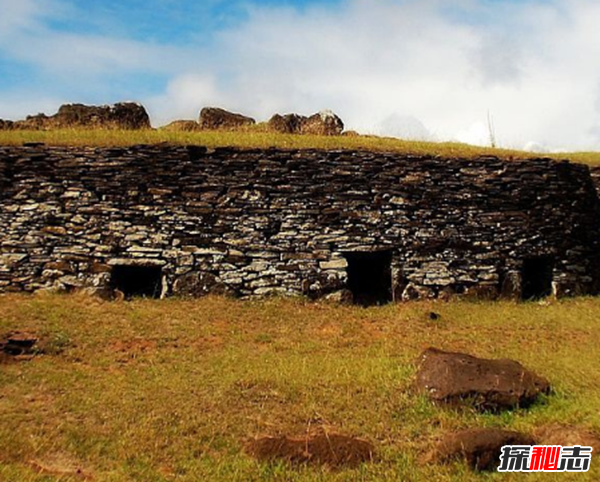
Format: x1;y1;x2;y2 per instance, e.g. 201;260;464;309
1;128;600;166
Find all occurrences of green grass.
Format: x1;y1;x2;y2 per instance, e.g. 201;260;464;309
2;128;600;166
1;294;599;481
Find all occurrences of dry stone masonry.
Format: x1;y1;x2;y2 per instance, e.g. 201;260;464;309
591;166;600;197
1;144;600;302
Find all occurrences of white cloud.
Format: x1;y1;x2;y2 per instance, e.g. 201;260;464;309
377;114;433;141
146;75;223;124
0;0;194;79
456;122;491;147
148;0;600;151
3;0;600;151
0;0;53;37
2;33;191;79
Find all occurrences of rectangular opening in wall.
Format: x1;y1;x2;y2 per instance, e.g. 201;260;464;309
110;265;163;299
521;256;554;300
343;250;393;306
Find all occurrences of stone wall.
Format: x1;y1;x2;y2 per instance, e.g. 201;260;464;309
591;166;600;197
1;144;599;301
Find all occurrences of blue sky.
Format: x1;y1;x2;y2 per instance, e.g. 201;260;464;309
1;0;600;151
42;1;330;45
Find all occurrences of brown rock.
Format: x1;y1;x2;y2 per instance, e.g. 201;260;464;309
198;107;255;130
267;111;344;136
463;284;499;300
267;113;306;134
415;348;551;411
172;271;229;297
401;283;435;301
89;263;112;274
13;113;51;130
2;331;39;355
161;120;202;132
534;425;600;454
82;287;117;301
428;428;536;471
43;261;74;274
1;331;41;363
13;103;151;130
438;287;456;301
500;271;521;299
245;433;375;468
301;110;344;136
324;289;354;304
55;103;150;129
0;119;14;130
42;226;68;236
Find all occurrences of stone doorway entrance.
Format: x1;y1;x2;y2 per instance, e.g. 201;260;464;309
521;257;554;300
343;250;393;306
110;265;163;299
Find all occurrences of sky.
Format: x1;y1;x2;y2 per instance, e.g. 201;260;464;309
1;0;600;151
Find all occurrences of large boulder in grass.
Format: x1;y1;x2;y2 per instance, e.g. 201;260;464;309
198;107;255;130
267;113;306;134
426;428;536;471
13;113;51;130
415;348;550;411
1;331;39;357
53;103;151;129
0;119;14;130
301;110;344;135
161;120;202;132
267;110;344;136
12;103;151;130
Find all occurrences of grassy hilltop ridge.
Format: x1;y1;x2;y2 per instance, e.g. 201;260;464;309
1;128;600;166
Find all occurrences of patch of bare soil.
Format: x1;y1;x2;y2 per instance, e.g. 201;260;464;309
245;433;375;469
421;428;535;471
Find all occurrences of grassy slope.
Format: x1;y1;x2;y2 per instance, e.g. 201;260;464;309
1;129;600;166
1;294;599;481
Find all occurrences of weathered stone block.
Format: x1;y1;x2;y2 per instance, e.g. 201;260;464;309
415;348;551;411
172;271;229;297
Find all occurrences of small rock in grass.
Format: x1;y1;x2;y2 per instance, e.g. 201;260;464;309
324;289;354;304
